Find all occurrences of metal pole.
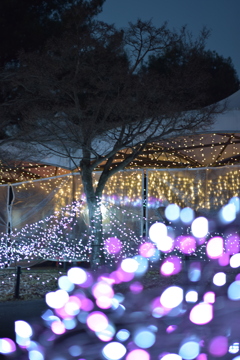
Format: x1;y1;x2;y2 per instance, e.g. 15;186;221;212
15;266;21;299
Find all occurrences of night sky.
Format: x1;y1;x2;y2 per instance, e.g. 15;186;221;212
98;0;240;78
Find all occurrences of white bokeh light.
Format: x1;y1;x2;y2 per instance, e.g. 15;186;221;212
15;321;32;338
121;258;139;273
191;217;208;238
149;222;167;243
102;342;126;360
67;267;87;285
160;286;183;309
213;272;226;286
185;290;198;303
230;253;240;268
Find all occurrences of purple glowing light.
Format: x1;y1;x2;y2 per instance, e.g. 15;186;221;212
130;281;143;293
139;242;155;258
51;320;65;335
178;236;196;254
208;336;228;357
160;256;181;276
104;237;122;254
225;235;240;255
166;325;178;333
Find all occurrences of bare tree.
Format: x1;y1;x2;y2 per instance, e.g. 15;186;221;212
0;4;221;267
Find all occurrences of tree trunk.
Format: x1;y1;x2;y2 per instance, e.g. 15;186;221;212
87;196;105;268
81;155;105;269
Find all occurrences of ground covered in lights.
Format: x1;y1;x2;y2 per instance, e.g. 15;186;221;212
2;199;240;359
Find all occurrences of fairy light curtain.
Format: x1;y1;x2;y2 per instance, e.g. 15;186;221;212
147;166;240;222
0;186;8;234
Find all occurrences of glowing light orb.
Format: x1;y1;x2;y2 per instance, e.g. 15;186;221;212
209;336;228;357
51;320;65;335
185;290;198;303
191;217;208;238
180;207;194;224
206;237;223;259
116;329;130;342
58;276;74;292
213;272;226;286
225;235;240;255
102;342;126;360
179;340;200;359
220;203;236;223
203;292;215;304
86;311;109;332
0;338;16;354
160;286;183;309
45;290;69;309
179;236;196;254
104;237;122;254
139;242;155;257
134;329;156;348
133;255;148;276
189;302;213;324
67;267;87;285
149;222;167;243
160;256;181;276
230;253;240;268
29;350;44;360
188;262;201;282
68;345;82;357
228;281;240;300
15;320;32;338
161;354;182;360
126;349;150;360
121;258;139;273
155;236;174;253
165;204;180;221
96;323;115;342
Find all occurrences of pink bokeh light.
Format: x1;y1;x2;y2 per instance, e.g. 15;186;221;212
139;242;155;258
208;336;228;357
206;237;223;259
126;349;150;360
104;237;122;254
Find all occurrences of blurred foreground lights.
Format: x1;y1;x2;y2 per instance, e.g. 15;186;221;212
104;237;122;254
102;342;126;360
68;345;82;357
230;253;240;268
126;349;150;360
229;196;240;212
139;242;155;258
203;292;215;304
156;236;174;253
160;286;183;309
191;217;208;238
161;354;182;360
206;237;223;259
45;290;69;309
29;350;44;360
121;258;139;273
67;267;87;285
0;338;16;354
213;272;226;286
219;203;236;223
180;207;194;224
96;323;115;342
133;328;156;348
229;342;240;354
209;336;228;357
58;276;74;292
161;256;181;276
133;255;148;276
165;204;180;222
116;329;130;342
179;340;200;360
185;290;198;303
15;320;32;338
228;281;240;300
189;303;213;325
86;311;109;332
149;222;167;243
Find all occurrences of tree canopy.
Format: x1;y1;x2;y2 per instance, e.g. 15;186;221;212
0;0;238;266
